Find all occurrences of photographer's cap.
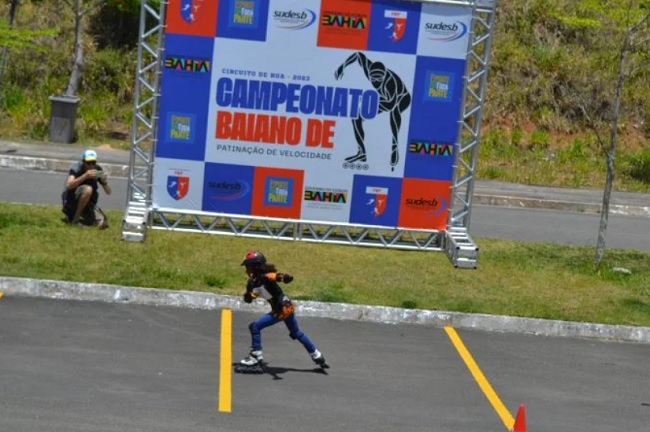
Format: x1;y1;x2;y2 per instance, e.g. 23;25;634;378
82;149;98;162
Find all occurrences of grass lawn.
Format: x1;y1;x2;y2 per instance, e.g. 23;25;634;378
1;202;648;327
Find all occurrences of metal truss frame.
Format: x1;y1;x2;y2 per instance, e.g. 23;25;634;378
122;0;498;268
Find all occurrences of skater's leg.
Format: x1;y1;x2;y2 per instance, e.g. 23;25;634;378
283;314;316;353
249;313;281;351
239;313;280;368
345;117;367;161
388;92;411;168
389;108;402;167
284;315;329;368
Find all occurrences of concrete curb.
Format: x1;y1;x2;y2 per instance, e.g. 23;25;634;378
474;194;650;218
1;277;648;344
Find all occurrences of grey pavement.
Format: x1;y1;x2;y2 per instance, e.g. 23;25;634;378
1;138;649;345
2;138;649;218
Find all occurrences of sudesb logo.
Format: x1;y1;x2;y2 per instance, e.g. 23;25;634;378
273;9;317;30
424;20;467;41
208;180;250;200
404;196;447;217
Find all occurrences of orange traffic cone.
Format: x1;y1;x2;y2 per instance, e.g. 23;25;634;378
512;405;527;432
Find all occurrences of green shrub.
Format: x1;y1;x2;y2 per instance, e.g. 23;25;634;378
0;85;25;110
557;139;588;163
626;150;650;184
401;300;418;309
529;129;551;150
481;167;506;180
510;127;523;147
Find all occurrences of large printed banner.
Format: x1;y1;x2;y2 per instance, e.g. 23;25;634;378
153;0;471;230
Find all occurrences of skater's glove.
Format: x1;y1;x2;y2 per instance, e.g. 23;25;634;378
278;273;293;284
244;292;254;304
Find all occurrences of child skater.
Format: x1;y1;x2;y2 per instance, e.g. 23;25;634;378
237;250;329;371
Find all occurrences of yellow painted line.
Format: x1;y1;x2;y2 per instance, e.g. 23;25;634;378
218;309;233;413
444;326;514;431
0;291;3;299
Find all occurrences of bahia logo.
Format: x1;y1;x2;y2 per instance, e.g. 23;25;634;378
405;196;448;217
273;9;317;30
424;20;468;42
208;180;250;200
304;189;348;204
321;13;367;29
408;141;453;156
164;56;211;73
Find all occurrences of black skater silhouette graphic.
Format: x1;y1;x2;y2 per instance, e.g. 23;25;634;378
334;52;411;170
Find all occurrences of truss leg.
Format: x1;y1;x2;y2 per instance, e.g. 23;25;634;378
444;227;479;269
122;193;148;242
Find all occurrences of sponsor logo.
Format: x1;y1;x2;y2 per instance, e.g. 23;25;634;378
230;0;259;28
167;172;190;200
273;8;317;30
424;71;454;102
404;196;448;217
424;20;468;42
208;180;250;200
304;188;348;204
164;56;211;73
321;13;367;29
365;186;388;217
180;0;205;24
408;141;454;156
168;113;195;143
264;177;293;207
384;10;407;42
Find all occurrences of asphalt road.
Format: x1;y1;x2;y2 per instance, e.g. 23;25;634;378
3;167;649;251
1;296;649;432
3;168;650;432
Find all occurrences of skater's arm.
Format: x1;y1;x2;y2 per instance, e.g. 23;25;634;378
243;278;258;303
335;52;369;79
267;272;293;284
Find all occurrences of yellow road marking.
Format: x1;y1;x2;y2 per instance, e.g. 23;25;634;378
218;309;233;413
444;326;515;431
0;291;3;299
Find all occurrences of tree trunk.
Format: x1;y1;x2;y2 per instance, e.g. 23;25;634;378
64;0;83;97
0;0;20;90
594;34;628;268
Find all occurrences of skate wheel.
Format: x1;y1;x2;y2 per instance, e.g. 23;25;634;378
234;364;265;374
343;162;350;169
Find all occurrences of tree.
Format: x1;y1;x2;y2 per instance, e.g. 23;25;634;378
61;0;141;96
58;0;106;97
559;0;650;268
592;2;649;267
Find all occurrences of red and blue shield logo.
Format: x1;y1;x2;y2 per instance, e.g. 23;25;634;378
181;0;203;24
167;175;189;200
366;186;388;217
385;10;407;42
